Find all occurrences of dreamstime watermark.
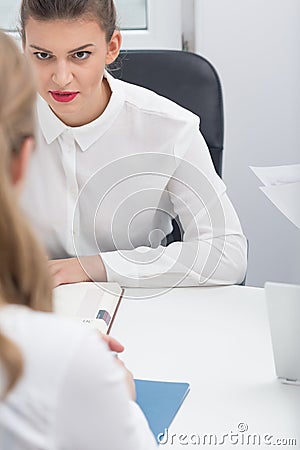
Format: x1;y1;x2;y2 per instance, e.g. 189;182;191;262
157;423;297;446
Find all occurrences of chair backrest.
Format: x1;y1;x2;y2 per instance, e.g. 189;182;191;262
111;49;224;177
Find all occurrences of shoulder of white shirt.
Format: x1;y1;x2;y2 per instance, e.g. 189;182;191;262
106;70;200;126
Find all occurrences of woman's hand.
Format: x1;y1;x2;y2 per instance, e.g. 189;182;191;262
114;357;136;401
49;255;107;287
101;334;136;401
101;334;125;353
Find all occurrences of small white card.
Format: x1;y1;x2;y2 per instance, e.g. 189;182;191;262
53;282;123;333
250;164;300;229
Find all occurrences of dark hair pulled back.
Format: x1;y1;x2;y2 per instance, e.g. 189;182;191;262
20;0;117;42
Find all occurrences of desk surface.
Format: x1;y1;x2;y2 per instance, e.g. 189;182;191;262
111;285;300;449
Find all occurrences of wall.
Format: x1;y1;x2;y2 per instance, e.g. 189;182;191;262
194;0;300;286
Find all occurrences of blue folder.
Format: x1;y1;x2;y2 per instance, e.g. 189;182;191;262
134;379;190;444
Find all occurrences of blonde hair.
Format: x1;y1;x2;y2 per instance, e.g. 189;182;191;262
0;31;52;397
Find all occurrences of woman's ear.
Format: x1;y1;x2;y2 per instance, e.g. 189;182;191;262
105;30;122;65
11;137;34;189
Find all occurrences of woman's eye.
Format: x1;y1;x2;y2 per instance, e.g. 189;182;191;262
73;51;91;60
33;52;52;60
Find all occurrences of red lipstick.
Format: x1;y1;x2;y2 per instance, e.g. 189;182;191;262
49;91;79;103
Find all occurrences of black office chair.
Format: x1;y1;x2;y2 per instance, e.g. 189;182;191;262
110;49;224;242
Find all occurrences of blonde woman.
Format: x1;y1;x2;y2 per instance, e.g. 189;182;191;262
0;31;156;450
20;0;247;289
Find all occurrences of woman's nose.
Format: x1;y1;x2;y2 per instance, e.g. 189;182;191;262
51;61;73;88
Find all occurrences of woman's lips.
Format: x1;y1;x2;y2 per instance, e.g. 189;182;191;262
49;91;79;103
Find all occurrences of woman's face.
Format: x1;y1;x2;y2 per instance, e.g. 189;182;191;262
24;17;121;126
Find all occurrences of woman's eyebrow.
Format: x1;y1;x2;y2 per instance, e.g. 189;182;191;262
29;44;53;53
67;44;96;53
29;43;96;54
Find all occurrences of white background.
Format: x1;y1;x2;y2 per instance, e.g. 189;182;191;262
0;0;20;30
194;0;300;287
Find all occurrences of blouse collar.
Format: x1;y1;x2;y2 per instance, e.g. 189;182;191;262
37;71;125;152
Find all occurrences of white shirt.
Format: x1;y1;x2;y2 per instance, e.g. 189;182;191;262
21;72;247;287
0;305;157;450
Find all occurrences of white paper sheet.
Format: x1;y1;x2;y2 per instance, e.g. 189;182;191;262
250;164;300;229
53;282;123;333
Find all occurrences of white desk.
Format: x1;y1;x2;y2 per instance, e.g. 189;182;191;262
111;285;300;449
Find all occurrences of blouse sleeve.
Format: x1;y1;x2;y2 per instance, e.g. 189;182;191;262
53;332;157;450
100;123;247;288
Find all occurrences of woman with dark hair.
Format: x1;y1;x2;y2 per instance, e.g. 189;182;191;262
0;30;157;450
20;0;247;289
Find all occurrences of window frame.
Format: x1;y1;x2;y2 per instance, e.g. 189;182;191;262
0;0;183;50
119;0;182;50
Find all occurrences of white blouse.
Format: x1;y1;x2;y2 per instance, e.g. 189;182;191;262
21;72;247;287
0;306;157;450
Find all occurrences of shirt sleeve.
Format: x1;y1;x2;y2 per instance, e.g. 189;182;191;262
53;332;157;450
100;124;247;288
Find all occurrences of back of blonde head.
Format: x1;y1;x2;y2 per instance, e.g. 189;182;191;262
0;31;52;396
